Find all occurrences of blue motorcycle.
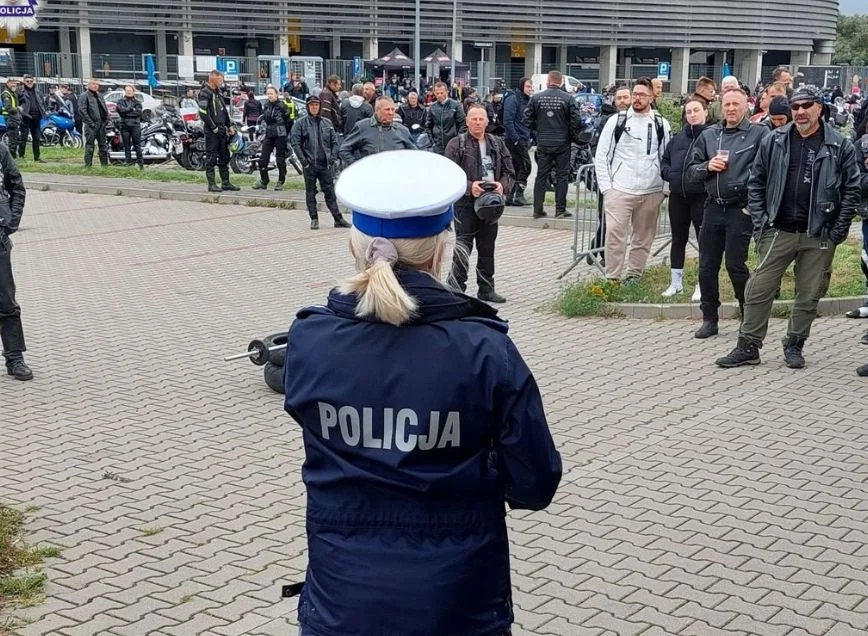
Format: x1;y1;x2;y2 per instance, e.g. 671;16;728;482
40;108;82;149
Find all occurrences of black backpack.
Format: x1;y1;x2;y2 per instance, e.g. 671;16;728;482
606;110;667;166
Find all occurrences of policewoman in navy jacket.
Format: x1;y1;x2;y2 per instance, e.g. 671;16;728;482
284;150;562;636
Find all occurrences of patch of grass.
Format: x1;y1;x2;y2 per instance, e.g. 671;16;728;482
139;527;164;537
555;237;865;317
17;161;260;187
0;504;61;624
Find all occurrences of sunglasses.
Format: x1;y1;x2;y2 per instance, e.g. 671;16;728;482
791;102;818;111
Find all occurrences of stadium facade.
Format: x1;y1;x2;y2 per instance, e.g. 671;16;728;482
18;0;838;92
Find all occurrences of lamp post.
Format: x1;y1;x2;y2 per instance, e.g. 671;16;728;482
414;0;421;90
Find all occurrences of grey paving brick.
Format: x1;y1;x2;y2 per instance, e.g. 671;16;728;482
7;190;868;636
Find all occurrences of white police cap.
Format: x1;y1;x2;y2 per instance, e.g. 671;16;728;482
336;150;467;239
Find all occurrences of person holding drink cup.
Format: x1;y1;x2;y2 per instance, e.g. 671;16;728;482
686;88;770;339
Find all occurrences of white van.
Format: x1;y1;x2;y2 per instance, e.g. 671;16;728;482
531;73;583;94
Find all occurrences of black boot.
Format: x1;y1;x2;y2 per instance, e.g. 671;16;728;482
310;218;319;230
694;321;719;339
252;181;268;190
6;358;33;381
333;215;351;228
274;182;284;191
222;182;240;192
782;334;806;369
206;170;221;193
716;337;761;368
858;363;868;377
513;184;528;207
220;166;239;191
478;290;506;303
861;330;868;345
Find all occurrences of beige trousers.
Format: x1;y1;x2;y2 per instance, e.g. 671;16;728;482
603;189;665;279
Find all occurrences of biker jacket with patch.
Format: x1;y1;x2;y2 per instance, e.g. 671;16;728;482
686;117;770;205
747;121;861;243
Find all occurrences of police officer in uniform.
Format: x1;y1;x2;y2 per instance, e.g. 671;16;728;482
1;79;21;159
0;141;31;380
198;70;239;193
283;149;562;636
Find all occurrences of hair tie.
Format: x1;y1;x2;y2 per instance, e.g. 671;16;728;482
365;237;399;267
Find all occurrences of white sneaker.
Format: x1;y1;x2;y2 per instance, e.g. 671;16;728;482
691;285;701;302
662;283;683;298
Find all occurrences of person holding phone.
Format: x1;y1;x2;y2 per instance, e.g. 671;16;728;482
686;88;770;339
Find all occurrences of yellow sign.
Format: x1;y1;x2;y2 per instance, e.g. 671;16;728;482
510;43;526;59
0;28;26;45
287;18;301;54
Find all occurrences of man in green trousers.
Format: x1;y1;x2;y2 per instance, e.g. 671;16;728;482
716;85;861;369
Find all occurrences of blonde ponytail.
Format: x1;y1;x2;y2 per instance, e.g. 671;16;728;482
339;228;451;326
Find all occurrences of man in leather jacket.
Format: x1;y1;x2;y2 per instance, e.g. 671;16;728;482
78;78;110;168
687;88;770;338
115;85;143;169
526;70;583;219
198;70;239;193
319;75;342;132
290;95;352;231
425;81;466;155
18;75;45;162
397;90;426;131
716;85;861;370
339;96;414;167
0;142;32;380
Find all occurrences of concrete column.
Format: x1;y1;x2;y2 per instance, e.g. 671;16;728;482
245;38;258;86
363;37;379;60
449;39;462;62
179;30;194;58
599;44;617;88
557;45;568;69
277;35;289;58
812;52;832;65
623;56;632;81
524;42;542;77
735;48;762;87
77;25;92;80
713;51;726;82
59;26;74;77
331;36;341;59
670;46;690;96
790;50;811;73
155;30;168;82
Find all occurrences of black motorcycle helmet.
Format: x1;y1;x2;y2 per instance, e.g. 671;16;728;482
474;183;505;222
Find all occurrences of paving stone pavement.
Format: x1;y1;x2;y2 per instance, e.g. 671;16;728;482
2;191;867;636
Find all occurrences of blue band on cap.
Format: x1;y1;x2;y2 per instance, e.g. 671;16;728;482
351;207;454;239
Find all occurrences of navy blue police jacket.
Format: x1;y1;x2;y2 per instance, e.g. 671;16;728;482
284;268;562;636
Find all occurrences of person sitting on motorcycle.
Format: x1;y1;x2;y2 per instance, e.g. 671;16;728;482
252;86;292;192
116;85;144;169
397;90;426;131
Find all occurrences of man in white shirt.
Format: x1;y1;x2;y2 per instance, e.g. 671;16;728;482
594;77;671;281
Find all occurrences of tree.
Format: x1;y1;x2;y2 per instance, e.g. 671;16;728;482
835;13;868;66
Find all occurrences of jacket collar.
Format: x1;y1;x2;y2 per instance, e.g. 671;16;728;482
774;121;843;149
324;268;507;330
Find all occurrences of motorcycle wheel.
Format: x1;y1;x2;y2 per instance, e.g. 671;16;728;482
60;133;75;148
70;135;83;149
230;152;255;174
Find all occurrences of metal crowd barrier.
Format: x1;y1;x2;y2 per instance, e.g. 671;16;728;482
558;164;696;280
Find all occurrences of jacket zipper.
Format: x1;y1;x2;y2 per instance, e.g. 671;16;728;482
682;131;698;196
715;131;723;200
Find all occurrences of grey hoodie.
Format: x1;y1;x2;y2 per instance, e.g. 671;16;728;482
340;95;373;135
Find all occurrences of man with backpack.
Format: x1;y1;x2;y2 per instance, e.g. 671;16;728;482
594;77;671;281
526;70;583;219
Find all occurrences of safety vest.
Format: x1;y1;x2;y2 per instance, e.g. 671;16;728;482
0;89;17;116
282;98;297;121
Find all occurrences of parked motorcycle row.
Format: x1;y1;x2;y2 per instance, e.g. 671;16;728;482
0;107;83;149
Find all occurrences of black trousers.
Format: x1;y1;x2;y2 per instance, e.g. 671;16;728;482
5;122;20;158
533;146;570;215
0;233;25;359
698;201;752;321
505;139;531;186
204;131;231;184
120;124;143;166
668;192;705;269
259;135;287;184
84;122;108;167
303;164;340;220
18;117;41;160
449;202;499;294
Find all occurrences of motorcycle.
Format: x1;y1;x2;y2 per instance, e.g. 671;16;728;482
410;124;433;151
106;109;181;164
229;119;303;176
40;107;83;148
